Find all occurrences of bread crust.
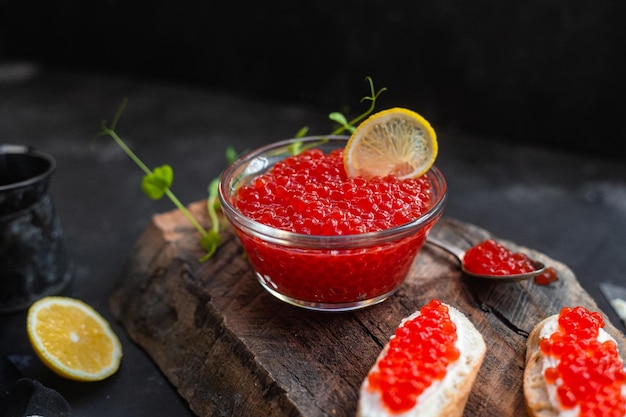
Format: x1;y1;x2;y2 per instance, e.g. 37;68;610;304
523;316;558;417
356;304;486;417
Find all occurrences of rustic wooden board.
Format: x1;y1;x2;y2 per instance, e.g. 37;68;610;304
110;201;626;417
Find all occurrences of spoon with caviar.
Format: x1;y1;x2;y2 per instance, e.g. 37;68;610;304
426;235;547;282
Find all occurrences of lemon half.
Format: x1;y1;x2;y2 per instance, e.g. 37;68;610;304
27;296;122;381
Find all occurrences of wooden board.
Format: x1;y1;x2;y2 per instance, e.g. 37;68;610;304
109;201;626;417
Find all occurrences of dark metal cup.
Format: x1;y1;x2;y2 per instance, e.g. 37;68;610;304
0;144;72;313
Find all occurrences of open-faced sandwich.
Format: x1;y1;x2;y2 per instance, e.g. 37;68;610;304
357;299;486;417
524;306;626;417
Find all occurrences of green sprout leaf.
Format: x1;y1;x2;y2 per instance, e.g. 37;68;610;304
328;112;356;134
141;164;173;200
199;230;221;262
225;146;239;165
295;126;309;138
206;178;221;235
288;141;303;155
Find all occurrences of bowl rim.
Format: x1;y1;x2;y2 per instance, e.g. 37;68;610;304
0;144;56;192
218;136;447;248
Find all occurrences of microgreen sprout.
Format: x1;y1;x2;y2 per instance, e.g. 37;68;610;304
200;179;221;261
295;126;310;138
329;76;387;135
224;146;239;165
96;98;220;261
291;76;387;154
197;146;240;261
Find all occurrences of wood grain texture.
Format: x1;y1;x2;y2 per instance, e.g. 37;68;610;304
109;201;626;417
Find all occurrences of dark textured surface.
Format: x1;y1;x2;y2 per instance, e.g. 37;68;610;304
0;64;625;415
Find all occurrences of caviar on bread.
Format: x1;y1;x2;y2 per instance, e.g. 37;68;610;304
357;299;486;417
524;306;626;417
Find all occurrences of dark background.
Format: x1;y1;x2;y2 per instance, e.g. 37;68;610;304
1;0;625;159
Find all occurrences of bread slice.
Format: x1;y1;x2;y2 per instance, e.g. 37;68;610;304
524;312;626;417
524;316;559;417
356;302;486;417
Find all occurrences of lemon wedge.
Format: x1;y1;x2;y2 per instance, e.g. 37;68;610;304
27;296;122;381
343;107;438;179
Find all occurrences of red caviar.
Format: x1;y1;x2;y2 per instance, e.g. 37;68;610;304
534;267;558;285
540;306;626;416
463;239;535;276
235;148;432;235
367;299;460;413
231;148;438;304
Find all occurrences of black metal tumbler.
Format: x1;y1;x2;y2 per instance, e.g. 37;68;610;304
0;144;72;313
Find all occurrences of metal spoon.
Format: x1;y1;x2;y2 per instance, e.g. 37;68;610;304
426;235;546;282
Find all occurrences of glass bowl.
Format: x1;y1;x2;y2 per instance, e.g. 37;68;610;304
218;136;447;311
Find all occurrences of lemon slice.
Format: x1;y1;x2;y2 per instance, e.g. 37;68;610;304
27;296;123;381
343;107;438;179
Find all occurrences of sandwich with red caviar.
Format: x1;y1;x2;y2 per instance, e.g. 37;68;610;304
524;306;626;417
357;299;486;417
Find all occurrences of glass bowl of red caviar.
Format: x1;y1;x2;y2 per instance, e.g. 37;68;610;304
218;136;447;311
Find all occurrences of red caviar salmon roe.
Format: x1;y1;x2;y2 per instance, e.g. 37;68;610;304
236;229;425;303
463;239;535;276
230;147;438;304
534;266;559;285
367;299;460;413
235;148;432;235
540;306;626;416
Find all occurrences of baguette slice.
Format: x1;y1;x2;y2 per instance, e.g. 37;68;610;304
357;301;486;417
524;316;558;417
524;310;626;417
